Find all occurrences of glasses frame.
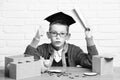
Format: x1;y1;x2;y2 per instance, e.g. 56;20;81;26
49;31;68;38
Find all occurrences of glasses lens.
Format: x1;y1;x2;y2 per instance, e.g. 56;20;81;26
50;32;57;37
60;33;67;37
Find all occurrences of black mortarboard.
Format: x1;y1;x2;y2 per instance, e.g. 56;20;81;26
45;12;76;26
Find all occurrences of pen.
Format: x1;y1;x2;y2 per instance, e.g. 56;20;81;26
73;8;90;31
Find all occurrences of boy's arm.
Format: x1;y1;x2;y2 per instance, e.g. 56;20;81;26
24;26;44;59
75;44;98;69
24;45;40;60
30;37;40;48
86;37;98;55
85;28;98;55
74;29;98;68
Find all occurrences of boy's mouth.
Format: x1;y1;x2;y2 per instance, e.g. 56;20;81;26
55;41;61;44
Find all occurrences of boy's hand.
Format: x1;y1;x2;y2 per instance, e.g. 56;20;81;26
34;26;44;40
85;28;92;38
30;26;44;48
40;56;51;68
40;56;51;72
43;60;51;68
84;28;95;46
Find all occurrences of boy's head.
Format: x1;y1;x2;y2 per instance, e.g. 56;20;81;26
45;12;76;49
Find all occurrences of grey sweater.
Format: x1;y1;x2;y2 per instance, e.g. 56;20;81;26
24;43;98;69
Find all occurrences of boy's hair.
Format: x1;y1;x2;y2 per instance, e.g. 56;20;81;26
49;20;69;33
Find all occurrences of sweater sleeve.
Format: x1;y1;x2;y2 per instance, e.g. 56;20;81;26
24;45;41;60
74;45;98;69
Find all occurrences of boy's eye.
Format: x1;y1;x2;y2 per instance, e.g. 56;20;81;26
49;31;67;37
60;33;66;35
51;32;57;34
49;32;57;36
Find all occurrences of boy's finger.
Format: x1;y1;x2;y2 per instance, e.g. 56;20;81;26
85;28;90;31
35;29;40;38
38;26;44;36
40;56;44;59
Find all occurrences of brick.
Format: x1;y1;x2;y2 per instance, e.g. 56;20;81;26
27;2;58;11
97;46;120;55
98;25;120;32
6;40;30;47
98;40;120;47
0;18;26;26
2;10;55;18
80;1;120;10
78;0;99;4
0;47;25;55
89;18;120;25
0;33;24;40
82;10;120;18
7;0;39;4
0;25;3;31
3;25;35;33
70;32;85;40
58;0;78;10
0;61;4;67
0;55;6;62
102;3;120;10
96;10;120;18
69;24;84;33
0;3;27;11
25;11;47;18
58;3;75;11
59;0;78;4
93;33;120;40
80;10;97;18
24;18;43;25
24;34;34;40
99;0;120;3
0;40;6;48
90;3;119;10
2;11;31;18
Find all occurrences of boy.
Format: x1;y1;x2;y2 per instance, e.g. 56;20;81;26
24;12;98;69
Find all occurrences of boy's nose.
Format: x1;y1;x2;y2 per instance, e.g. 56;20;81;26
56;34;61;39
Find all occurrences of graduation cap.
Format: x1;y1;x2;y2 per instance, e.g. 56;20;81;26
45;12;76;26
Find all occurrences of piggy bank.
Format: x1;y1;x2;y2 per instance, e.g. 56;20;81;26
92;55;113;75
9;60;41;80
5;54;34;77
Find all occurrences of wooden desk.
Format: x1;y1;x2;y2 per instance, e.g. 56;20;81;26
0;67;120;80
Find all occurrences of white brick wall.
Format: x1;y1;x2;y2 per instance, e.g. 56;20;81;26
0;0;120;67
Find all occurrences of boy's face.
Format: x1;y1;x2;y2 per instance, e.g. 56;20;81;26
47;23;70;49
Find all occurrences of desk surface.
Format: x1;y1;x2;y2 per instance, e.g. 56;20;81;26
0;67;120;80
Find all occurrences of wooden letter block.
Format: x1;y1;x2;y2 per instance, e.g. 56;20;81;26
5;54;34;77
9;60;42;80
92;55;113;75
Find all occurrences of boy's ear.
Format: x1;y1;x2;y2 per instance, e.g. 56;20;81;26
46;32;51;39
66;33;71;40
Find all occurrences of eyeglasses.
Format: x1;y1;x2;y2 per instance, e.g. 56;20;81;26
49;31;68;37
